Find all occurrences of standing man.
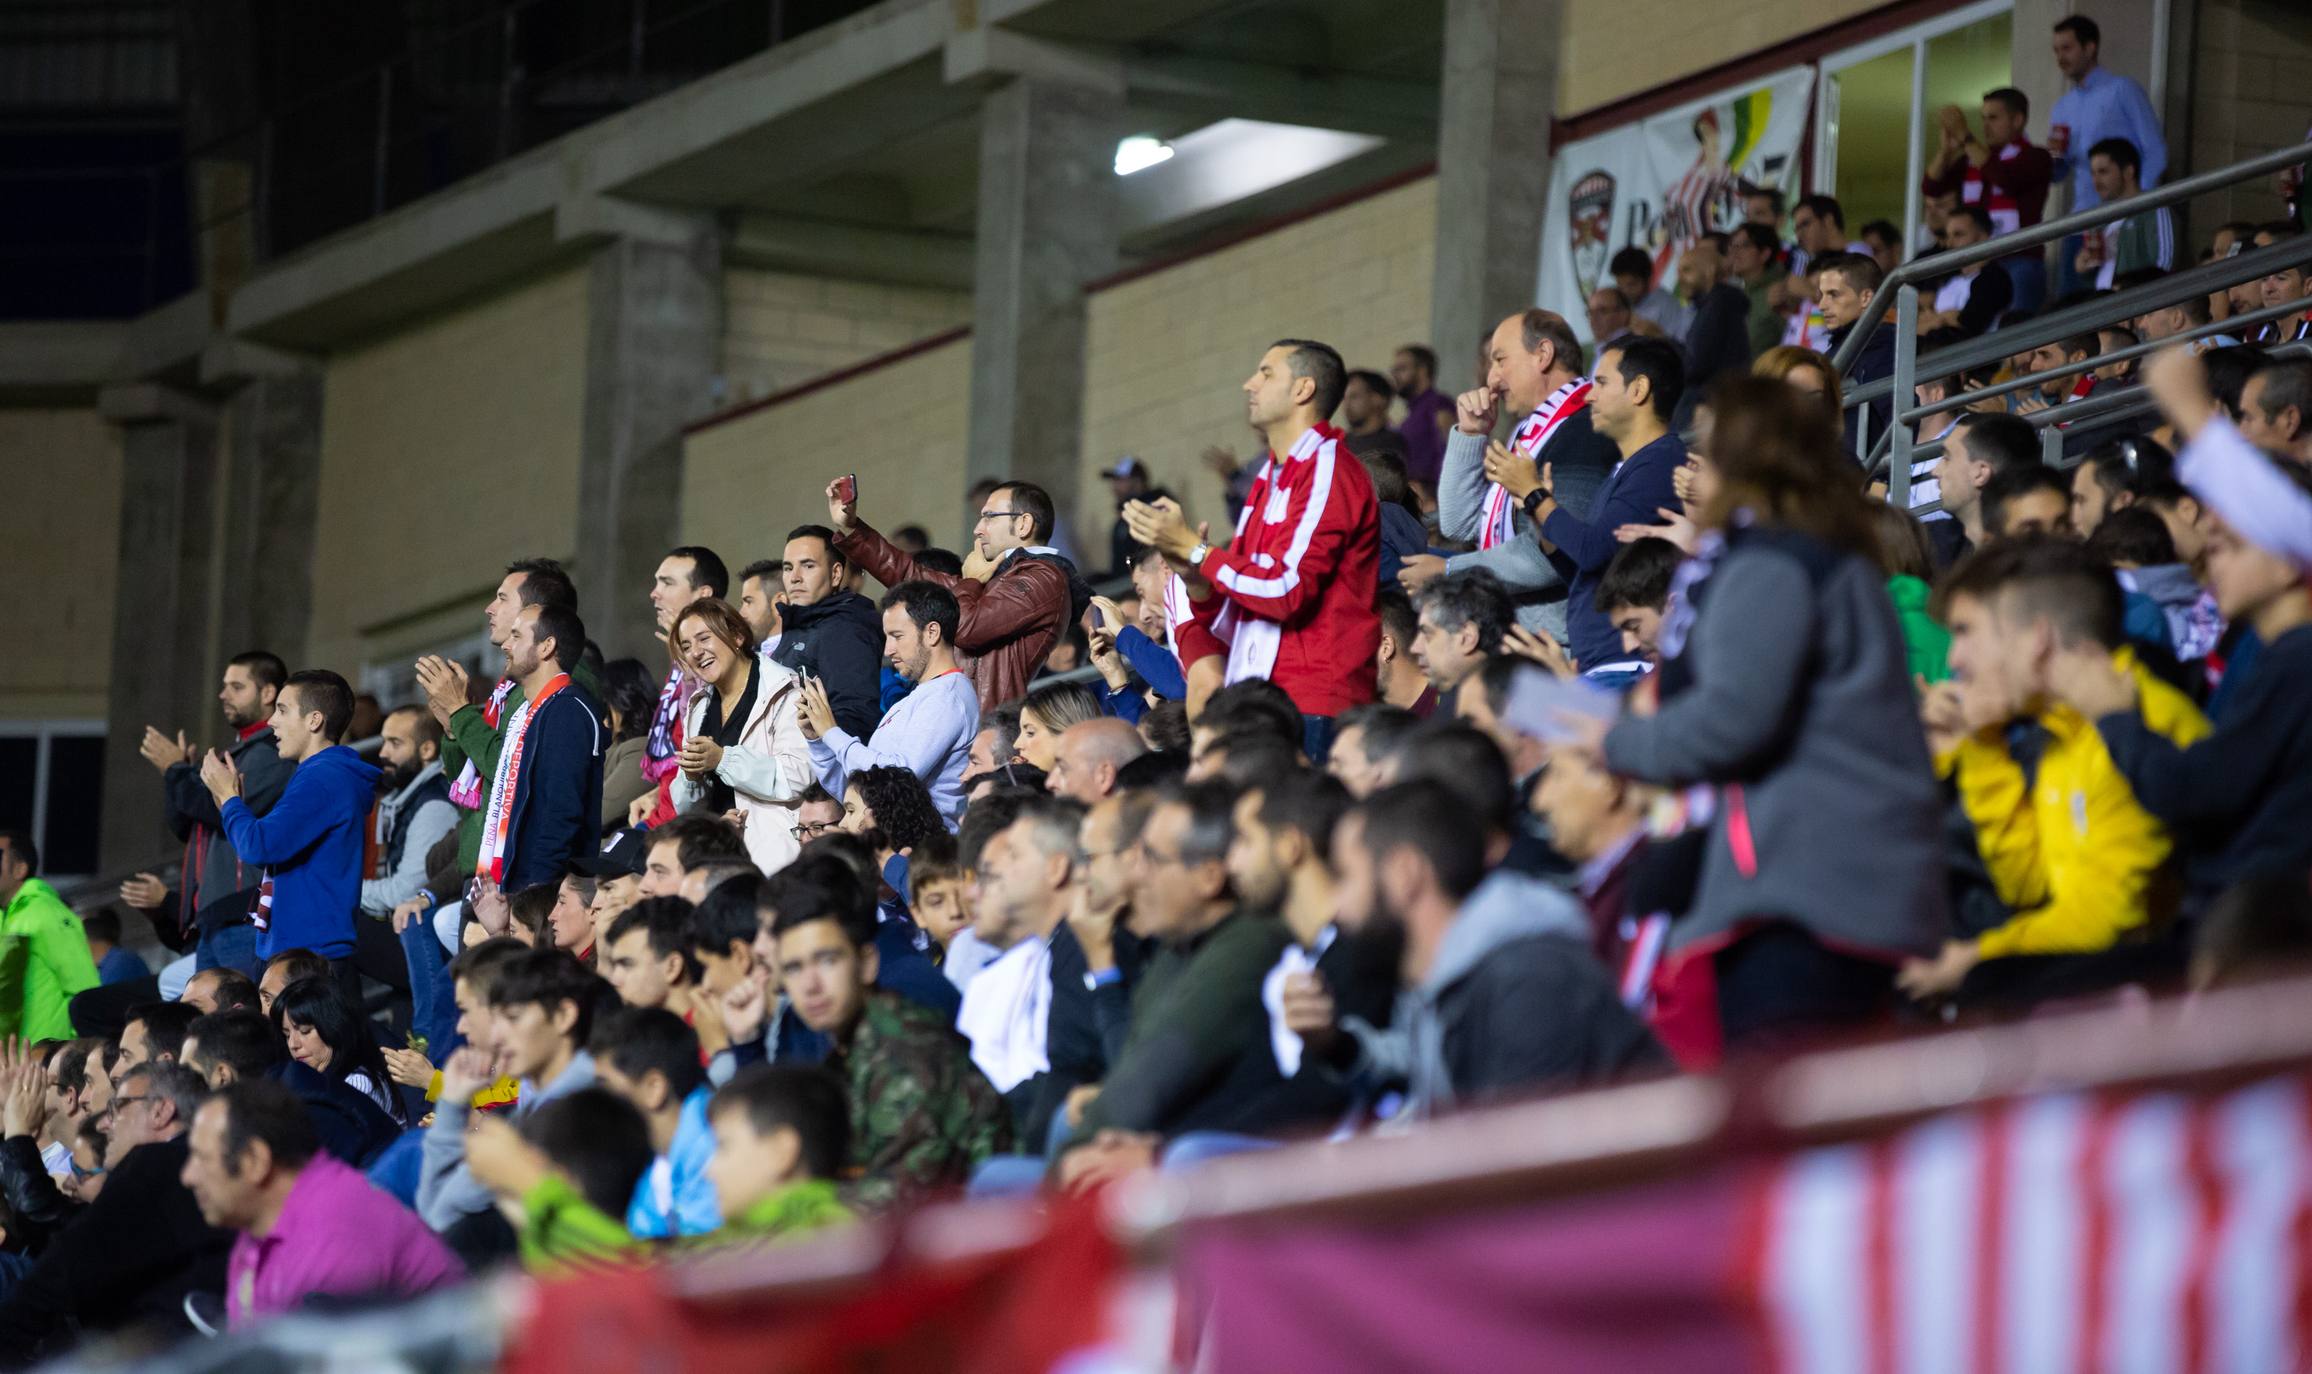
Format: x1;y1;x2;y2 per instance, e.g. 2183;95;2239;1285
1678;236;1755;402
1100;459;1173;579
476;604;607;895
736;558;785;656
1126;339;1381;758
802;580;979;824
0;832;99;1040
1338;370;1399;448
830;480;1086;715
1425;309;1622;640
1517;337;1689;671
1817;251;1894;446
1728;224;1791;358
772;525;882;742
358;707;456;919
1389;344;1452;494
1921;89;2055;311
202;670;378;975
2049;15;2166;291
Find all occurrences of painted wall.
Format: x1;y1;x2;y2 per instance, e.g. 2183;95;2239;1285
722;269;971;404
0;409;121;719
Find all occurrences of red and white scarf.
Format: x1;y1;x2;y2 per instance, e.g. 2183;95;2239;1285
476;673;570;883
1478;379;1592;549
448;677;518;809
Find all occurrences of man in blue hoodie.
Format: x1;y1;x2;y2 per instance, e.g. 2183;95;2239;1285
201;670;378;980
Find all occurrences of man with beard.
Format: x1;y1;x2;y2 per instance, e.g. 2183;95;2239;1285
475;605;607;896
1418;309;1620;642
351;707;458;1028
773;525;882;742
1313;779;1662;1123
803;580;978;824
92;653;293;1031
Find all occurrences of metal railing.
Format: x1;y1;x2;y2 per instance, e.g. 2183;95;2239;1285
1831;138;2312;504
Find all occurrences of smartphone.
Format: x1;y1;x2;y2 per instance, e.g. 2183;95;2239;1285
834;474;858;506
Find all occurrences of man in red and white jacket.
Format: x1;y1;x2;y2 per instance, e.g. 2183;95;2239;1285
1126;338;1380;758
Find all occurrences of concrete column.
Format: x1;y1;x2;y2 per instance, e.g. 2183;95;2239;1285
576;230;724;661
212;366;325;670
1430;0;1561;394
96;387;223;875
967;76;1122;512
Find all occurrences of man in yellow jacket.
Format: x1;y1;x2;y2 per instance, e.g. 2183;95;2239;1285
1900;540;2210;1000
0;831;100;1040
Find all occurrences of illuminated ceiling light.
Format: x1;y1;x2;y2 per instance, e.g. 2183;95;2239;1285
1113;135;1175;176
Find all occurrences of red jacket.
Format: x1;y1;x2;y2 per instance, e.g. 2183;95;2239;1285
838;521;1077;713
1187;423;1381;719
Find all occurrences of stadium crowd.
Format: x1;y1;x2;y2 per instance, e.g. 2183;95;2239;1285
0;11;2307;1364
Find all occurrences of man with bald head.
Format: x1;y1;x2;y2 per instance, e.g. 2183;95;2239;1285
1045;718;1148;805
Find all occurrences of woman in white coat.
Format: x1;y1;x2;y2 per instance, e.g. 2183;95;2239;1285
666;598;812;875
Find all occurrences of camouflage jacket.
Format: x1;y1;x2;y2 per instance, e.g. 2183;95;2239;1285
828;990;1011;1211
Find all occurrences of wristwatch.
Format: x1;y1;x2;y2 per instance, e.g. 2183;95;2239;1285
1186;541;1213;568
1521;488;1552;519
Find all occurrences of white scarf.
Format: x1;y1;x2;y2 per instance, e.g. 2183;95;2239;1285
955;935;1052;1093
1479;378;1593;549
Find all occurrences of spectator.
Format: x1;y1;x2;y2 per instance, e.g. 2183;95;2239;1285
1920;88;2055;311
2049;15;2167;213
2068;437;2169;541
183;1079;460;1327
1323;780;1662;1121
804;581;978;824
2090;508;2213;666
79;908;145;988
1611;246;1689;339
767;861;1008;1209
1012;680;1102;772
2132;281;2237;352
271;976;406;1126
1389;344;1452;490
601;898;709;1024
1127;340;1381;755
1594;537;1681;665
1934;411;2042;557
2239;357;2312;464
2074;139;2175;289
771;525;882;742
1918;207;2015;336
1679;236;1755;398
638;817;746;901
127;649;292;995
628;547;730;829
1751;346;1844;422
1431;309;1621;641
666;598;809;876
587;1005;720;1239
1728;223;1790;357
0;833;98;1042
955;797;1086;1135
1530;731;1654;976
735;558;785;652
1792;194;1869;271
1047;718;1147;806
1357;442;1432;592
597;657;659;832
832;477;1088;715
1983;465;2078;539
1526;336;1690;669
202;670;378;977
0;1058;227;1364
1373;586;1439;716
419;949;603;1232
1815;251;1893;444
1589;376;1947;1056
474;605;608;896
1100;460;1175;580
2250;226;2311;345
181;1008;398;1169
1411;569;1513;694
1339;369;1398;448
360;707;455;919
1871;502;1953;683
118;1000;199;1072
1859;219;1904;276
1903;540;2209;1002
178;967;259;1016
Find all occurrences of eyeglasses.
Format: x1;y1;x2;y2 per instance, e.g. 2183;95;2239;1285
973;509;1027;526
108;1095;154;1116
791;820;841;841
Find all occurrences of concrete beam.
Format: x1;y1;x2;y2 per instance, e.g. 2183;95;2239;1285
553;195;720;252
97;383;222;428
198;337;317;387
944;28;1125;97
1430;0;1559;394
728;215;976;290
0;322;126;403
1122;53;1441;142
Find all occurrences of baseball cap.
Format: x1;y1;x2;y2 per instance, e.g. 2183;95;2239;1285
573;826;650;879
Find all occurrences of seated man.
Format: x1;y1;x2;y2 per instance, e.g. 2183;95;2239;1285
182;1079;461;1327
599;898;719;1054
768;864;1008;1209
587;1005;720;1239
182;1009;399;1167
1531;739;1656;991
1593;537;1682;666
1982;464;2077;540
1902;540;2210;1002
636;816;748;901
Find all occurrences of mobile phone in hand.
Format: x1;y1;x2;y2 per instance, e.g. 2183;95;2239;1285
834;474;857;506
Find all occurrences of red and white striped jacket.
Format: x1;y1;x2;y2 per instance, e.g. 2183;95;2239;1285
1186;423;1381;719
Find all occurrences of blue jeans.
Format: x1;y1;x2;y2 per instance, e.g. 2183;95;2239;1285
366;1128;428;1208
195;922;259;980
401;918;462;1061
1301;715;1336;766
1161;1132;1280;1172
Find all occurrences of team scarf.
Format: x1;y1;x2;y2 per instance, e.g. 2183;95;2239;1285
641;666;697;784
448;677;519;809
1478;379;1592;550
476;673;571;883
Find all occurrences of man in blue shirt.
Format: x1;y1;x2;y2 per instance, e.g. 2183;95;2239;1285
2049;15;2167;290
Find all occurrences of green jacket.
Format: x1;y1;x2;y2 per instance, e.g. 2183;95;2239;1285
517;1174;850;1275
828;991;1011;1212
0;879;99;1041
441;660;605;873
1888;574;1952;684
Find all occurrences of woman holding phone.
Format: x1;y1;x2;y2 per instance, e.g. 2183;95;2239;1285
666;597;813;875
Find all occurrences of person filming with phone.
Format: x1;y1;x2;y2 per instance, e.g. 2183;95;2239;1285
825;473;1091;713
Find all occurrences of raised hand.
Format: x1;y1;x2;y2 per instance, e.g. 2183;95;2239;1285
719;971;768;1046
139;726;193;774
1614;506;1699;555
1503;625;1579;681
1454;385;1501;437
121;873;168;911
794;675;836;742
825;477;859;534
438;1044;496;1106
471;877;510;936
414;655;471;726
381;1045;435;1089
198;749;242;805
1482;441;1544;502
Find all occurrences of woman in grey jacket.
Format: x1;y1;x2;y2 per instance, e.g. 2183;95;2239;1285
1587;376;1947;1055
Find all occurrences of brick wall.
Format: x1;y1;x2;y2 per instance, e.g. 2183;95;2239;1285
2188;0;2312;228
0;409;120;718
682;335;974;573
721;269;972;404
307;265;589;676
1070;177;1439;557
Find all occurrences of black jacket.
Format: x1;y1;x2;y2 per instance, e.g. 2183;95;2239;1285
772;590;883;741
1013;922;1140;1150
1682;282;1756;404
273;1061;401;1167
0;1135;76;1255
1830;321;1898;455
1435;933;1667;1102
0;1136;231;1368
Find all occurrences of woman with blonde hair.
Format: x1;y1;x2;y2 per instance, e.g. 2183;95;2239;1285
1576;374;1945;1057
1751;344;1843;416
666;598;811;875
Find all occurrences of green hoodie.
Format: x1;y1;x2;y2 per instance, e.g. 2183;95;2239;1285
517;1174;850;1275
1888;574;1952;684
0;878;100;1041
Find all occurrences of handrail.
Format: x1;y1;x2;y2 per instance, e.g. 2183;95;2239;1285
1831;139;2312;378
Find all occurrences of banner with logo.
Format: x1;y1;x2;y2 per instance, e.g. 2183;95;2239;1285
1540;66;1816;342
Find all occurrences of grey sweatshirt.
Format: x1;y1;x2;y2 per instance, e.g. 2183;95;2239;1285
1435;415;1618;638
418;1049;598;1230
